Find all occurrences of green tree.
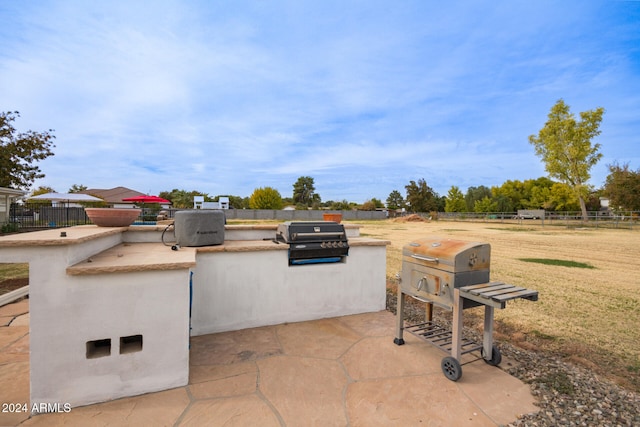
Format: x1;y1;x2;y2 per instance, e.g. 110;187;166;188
360;200;376;211
159;189;210;209
604;162;640;211
31;186;55;195
529;99;605;220
547;182;580;211
465;186;492;212
386;190;405;210
361;198;383;211
233;197;250;209
492;180;524;212
527;184;552;210
474;196;497;213
444;186;466;212
249;187;283;209
405;179;438;212
0;111;56;189
329;200;351;210
522;177;555;209
492;194;511;213
69;184;87;193
293;176;319;207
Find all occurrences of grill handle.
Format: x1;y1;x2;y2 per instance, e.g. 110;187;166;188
293;232;345;238
411;254;439;263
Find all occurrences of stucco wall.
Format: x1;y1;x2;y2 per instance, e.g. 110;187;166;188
190;244;387;335
0;225;387;409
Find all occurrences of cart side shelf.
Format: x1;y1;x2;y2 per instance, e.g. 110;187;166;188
459;282;538;309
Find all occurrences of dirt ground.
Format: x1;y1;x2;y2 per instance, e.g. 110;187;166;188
357;218;640;392
0;277;28;295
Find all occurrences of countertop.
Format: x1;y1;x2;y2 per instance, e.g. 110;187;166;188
195;237;389;253
0;223;364;247
66;243;197;275
0;225;125;247
65;238;389;275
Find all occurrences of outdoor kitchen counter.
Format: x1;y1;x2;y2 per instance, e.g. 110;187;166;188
126;223;362;232
124;222;362;241
195;236;388;253
66;242;197;275
0;224;124;247
62;237;387;275
0;224;388;409
0;223;362;248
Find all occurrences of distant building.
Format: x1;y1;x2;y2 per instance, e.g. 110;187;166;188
194;196;229;210
0;187;26;223
80;186;146;208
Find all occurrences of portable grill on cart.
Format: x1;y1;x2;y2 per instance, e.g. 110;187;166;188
393;236;538;381
275;221;349;265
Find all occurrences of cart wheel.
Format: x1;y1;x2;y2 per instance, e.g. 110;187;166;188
441;357;462;381
481;344;502;366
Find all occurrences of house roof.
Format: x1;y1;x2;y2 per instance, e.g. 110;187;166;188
80;187;146;204
0;187;26;198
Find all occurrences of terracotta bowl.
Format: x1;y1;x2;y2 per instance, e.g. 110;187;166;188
322;213;343;223
85;208;141;227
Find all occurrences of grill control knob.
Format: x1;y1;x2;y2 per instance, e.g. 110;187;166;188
469;252;477;266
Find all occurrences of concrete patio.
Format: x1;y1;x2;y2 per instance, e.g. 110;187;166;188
0;298;538;426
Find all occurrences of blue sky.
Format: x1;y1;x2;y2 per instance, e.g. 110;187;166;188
1;1;639;203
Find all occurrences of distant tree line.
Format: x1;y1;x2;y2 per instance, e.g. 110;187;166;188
5;100;639;215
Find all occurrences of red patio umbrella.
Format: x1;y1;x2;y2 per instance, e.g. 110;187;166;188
122;195;171;223
122;195;171;204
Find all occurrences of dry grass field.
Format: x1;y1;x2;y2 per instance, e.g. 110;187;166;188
357;217;640;391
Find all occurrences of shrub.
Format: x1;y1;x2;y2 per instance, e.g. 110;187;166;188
249;187;284;209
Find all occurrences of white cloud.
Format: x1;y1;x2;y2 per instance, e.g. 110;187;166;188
1;0;638;201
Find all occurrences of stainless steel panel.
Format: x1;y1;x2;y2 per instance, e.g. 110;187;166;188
402;237;490;274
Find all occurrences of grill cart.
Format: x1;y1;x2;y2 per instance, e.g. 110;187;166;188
393;237;538;381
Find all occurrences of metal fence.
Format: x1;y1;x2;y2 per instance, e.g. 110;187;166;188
5;204;171;230
4;203;637;232
437;211;639;229
3;203;388;232
7;204;93;230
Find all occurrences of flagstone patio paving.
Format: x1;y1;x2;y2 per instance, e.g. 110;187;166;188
0;299;538;426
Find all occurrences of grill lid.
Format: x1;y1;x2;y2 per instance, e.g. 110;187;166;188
402;237;490;273
276;221;349;265
276;221;347;243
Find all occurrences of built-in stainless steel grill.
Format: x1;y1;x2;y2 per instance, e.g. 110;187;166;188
394;236;538;381
275;221;349;265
